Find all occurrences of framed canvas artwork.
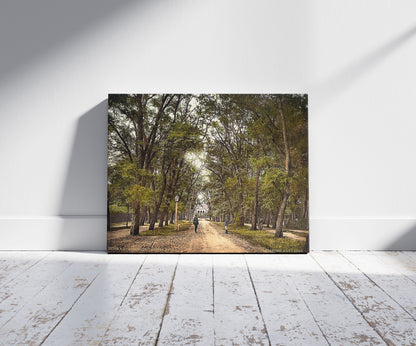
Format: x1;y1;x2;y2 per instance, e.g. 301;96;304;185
107;94;308;253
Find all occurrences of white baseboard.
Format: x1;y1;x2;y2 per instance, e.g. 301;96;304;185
310;218;416;250
0;216;106;251
0;217;415;251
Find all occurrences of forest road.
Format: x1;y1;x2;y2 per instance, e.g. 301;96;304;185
108;220;271;253
187;220;271;253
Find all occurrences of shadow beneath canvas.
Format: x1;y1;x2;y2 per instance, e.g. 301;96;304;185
57;100;108;250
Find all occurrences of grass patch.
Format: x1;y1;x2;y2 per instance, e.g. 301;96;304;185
286;230;308;238
109;222;132;231
140;220;192;236
215;222;306;253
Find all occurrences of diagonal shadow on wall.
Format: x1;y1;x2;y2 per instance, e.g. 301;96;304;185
0;0;141;82
57;100;108;250
313;24;416;109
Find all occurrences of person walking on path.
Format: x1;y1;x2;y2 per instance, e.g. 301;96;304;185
224;217;229;234
193;215;199;233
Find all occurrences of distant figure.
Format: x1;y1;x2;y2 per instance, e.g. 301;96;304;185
225;217;229;234
193;215;199;233
259;218;263;231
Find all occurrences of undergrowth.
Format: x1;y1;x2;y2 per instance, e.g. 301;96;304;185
215;222;306;253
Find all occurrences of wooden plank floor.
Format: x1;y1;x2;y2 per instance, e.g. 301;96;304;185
0;251;415;345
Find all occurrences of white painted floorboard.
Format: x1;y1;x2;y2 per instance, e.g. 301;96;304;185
0;251;415;345
101;255;178;345
280;254;384;345
341;251;416;320
0;252;49;288
245;254;327;345
0;252;108;345
312;251;416;345
157;254;214;346
0;252;72;328
43;254;145;345
213;255;269;345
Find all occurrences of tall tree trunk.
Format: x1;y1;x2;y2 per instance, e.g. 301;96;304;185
126;204;130;228
275;96;291;238
302;188;309;219
239;198;245;226
139;206;147;225
130;203;141;235
286;213;292;228
159;207;168;227
275;182;289;237
266;210;270;228
272;212;278;229
223;189;235;220
148;172;167;230
237;173;245;226
251;168;260;230
164;209;169;225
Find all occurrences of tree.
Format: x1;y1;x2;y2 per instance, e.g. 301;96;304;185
108;94;206;234
274;95;290;238
108;94;177;234
108;93;308;242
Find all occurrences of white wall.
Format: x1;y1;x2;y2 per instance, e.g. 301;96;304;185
1;0;415;250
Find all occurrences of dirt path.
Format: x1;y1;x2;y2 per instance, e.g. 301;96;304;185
107;225;149;240
108;220;271;253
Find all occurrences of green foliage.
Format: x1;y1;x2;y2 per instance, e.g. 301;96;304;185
202;94;308;229
217;223;305;253
168;122;203;151
140;221;192;236
120;162;152;182
286;230;309;238
108;93;308;238
224;177;238;191
109;204;129;214
126;184;154;206
262;168;287;190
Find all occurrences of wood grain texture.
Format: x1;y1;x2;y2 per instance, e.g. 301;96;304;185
101;254;178;345
281;254;384;345
157;254;214;345
0;251;415;345
0;252;49;288
0;252;108;345
213;255;270;345
342;251;416;320
312;251;416;345
245;254;327;345
42;254;145;345
0;252;72;329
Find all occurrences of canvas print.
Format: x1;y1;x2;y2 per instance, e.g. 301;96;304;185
107;94;308;253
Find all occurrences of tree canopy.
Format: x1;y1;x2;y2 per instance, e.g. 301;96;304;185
108;94;308;237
